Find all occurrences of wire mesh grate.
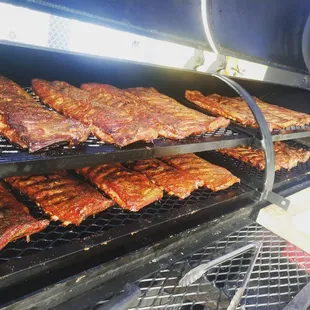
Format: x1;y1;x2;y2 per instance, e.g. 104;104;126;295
126;223;310;310
0;88;247;163
271;124;310;134
202;140;310;186
0;182;243;263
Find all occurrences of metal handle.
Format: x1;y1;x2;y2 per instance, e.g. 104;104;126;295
94;283;141;310
227;242;262;310
179;242;259;287
212;73;275;201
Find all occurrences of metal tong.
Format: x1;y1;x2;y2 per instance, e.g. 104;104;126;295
179;242;262;310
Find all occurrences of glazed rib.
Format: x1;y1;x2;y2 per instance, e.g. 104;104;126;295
81;83;159;145
131;158;202;199
0;76;89;152
185;91;310;131
161;153;240;192
5;173;114;226
126;87;230;139
32;79;158;146
218;142;310;171
0;183;49;250
77;163;163;211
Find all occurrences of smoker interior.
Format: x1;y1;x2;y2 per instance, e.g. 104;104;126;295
0;43;310;308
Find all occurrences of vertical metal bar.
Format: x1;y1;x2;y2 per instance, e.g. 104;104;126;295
212;74;275;200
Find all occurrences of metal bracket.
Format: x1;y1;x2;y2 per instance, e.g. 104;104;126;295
183;49;205;70
212;74;275;202
266;191;290;211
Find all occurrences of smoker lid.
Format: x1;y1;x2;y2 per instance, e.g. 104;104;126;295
4;0;310;74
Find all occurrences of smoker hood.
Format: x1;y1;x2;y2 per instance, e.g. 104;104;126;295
3;0;310;74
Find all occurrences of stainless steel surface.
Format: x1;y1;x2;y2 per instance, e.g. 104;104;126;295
127;223;310;309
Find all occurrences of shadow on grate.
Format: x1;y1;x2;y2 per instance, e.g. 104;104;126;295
0;182;242;264
128;223;310;310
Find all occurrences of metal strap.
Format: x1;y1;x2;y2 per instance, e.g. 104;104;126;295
212;74;289;209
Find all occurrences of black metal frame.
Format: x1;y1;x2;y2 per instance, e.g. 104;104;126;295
0;127;251;179
212;74;275;201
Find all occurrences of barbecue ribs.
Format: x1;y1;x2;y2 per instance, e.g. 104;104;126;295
219;142;310;171
185;91;310;131
32;79;158;146
161;153;240;192
131;158;202;199
77;163;163;211
126;87;230;139
0;76;89;152
0;183;49;250
5;173;114;226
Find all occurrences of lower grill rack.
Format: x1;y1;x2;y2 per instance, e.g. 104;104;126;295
0;183;244;264
125;223;310;310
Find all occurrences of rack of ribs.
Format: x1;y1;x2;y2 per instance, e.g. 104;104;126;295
0;183;49;250
161;153;240;192
0;76;89;152
130;158;202;199
77;163;163;211
32;79;158;146
185;91;310;131
218;142;310;171
126;87;230;139
5;173;114;226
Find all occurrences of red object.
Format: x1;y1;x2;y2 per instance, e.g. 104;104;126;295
185;90;310;131
282;242;310;274
127;87;230;139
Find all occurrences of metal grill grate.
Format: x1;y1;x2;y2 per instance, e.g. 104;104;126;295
127;223;310;310
0;88;251;178
272;124;310;132
0;183;243;263
180;97;310;142
202;141;310;187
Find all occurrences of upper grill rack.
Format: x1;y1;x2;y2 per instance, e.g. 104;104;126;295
177;96;310;142
0;88;252;179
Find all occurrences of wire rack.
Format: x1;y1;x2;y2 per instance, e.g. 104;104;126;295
124;222;310;310
0;182;243;264
0;88;251;178
202;141;310;187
